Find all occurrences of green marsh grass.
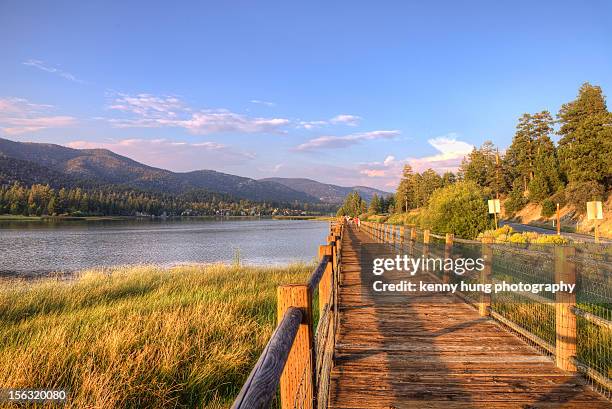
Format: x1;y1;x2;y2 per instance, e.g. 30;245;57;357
0;263;313;408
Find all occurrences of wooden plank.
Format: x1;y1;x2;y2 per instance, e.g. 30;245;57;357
329;225;610;408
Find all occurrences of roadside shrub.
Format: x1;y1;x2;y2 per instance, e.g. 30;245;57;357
366;214;388;223
404;210;424;227
541;199;556;218
565;181;605;210
423;181;492;239
478;226;570;245
494;225;514;237
532;235;569;244
508;233;528;244
386;213;406;225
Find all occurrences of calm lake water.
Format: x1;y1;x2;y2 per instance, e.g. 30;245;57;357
0;218;329;277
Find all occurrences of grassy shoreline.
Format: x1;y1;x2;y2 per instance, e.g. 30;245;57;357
0;263;313;408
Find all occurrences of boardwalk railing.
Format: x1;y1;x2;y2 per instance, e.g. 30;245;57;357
232;221;344;409
360;220;611;398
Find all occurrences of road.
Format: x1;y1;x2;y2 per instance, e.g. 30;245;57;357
500;221;611;244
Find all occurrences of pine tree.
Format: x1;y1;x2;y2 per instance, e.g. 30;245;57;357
459;141;497;190
369;194;381;213
557;83;612;187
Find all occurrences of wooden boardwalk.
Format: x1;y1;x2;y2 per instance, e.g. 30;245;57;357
329;226;609;408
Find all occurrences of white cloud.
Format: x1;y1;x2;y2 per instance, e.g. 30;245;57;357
408;135;474;172
107;93;290;134
23;59;85;84
298;120;328;130
250;99;276;107
0;97;76;135
66;138;255;172
383;155;395;166
298;114;362;129
330;114;361;126
295;130;400;151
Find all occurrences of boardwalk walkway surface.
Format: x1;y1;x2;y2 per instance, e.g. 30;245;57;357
329;226;609;408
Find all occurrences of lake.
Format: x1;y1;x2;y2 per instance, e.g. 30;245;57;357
0;218;330;277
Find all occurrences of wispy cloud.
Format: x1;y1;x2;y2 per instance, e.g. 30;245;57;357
250;99;276;107
0;97;76;135
109;94;185;117
67;138;255;172
298;113;362;129
298;120;328;130
295;130;400;151
23;59;85;84
330;114;361;126
107;93;290;134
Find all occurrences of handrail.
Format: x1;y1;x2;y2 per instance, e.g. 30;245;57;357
572;306;612;330
232;219;345;409
231;307;304;409
307;254;331;291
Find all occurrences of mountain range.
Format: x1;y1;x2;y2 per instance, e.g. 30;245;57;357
0;137;390;204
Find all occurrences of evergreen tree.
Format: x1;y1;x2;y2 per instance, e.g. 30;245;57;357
459;141;497;190
368;194;381;213
557;83;612;188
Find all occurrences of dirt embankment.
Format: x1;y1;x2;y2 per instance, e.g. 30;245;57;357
506;196;612;238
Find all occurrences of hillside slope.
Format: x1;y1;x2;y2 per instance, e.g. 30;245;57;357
0;138;318;203
260;177;390;203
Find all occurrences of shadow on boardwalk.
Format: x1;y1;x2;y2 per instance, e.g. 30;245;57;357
329;226;608;408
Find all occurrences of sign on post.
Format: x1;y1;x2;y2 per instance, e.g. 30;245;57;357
586;201;603;243
488;199;501;214
488;199;501;229
586;201;603;220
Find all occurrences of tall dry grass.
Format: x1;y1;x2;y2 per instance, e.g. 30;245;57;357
0;263;313;408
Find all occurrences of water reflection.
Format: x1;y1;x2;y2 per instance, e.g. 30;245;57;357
0;218;328;277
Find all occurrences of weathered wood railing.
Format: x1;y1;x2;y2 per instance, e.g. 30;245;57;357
361;220;611;398
232;221;344;409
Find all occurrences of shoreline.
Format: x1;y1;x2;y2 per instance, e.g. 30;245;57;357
0;259;318;282
0;214;333;222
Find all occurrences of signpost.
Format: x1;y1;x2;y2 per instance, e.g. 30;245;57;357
586;201;603;243
488;199;501;229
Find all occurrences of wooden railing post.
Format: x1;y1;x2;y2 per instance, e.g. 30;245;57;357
480;236;494;316
423;229;430;258
555;246;577;372
277;284;314;409
410;227;417;242
443;233;454;283
400;226;405;245
318;245;333;316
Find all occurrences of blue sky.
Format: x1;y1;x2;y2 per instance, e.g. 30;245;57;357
1;1;610;190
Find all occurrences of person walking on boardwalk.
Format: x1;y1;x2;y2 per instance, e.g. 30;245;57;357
355;216;360;231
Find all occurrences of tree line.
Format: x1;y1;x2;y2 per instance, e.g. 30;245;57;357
336;191;398;217
394;82;611;217
0;184;334;217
